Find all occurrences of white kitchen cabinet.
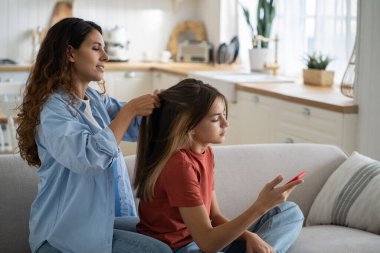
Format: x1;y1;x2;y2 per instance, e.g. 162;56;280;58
235;90;357;154
101;70;152;156
273;99;357;153
104;70;152;101
222;102;239;146
0;71;29;83
234;91;279;144
152;71;186;90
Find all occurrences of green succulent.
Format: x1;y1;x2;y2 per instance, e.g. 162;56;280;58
304;52;333;70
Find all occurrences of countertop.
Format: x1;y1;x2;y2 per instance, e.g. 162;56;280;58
236;82;358;113
0;61;242;76
0;62;357;114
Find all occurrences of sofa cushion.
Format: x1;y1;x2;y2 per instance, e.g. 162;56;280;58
288;225;380;253
0;154;37;253
306;152;380;234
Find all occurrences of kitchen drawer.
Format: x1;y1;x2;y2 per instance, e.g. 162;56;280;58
0;71;29;83
152;71;185;90
275;100;344;145
105;70;152;101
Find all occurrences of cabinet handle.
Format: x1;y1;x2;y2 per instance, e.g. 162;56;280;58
285;137;294;143
302;107;311;116
3;77;13;82
124;72;137;78
252;95;260;103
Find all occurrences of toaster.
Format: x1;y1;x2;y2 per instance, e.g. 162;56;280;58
176;40;212;63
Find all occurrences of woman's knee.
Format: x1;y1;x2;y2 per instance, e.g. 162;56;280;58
114;216;140;231
113;229;171;253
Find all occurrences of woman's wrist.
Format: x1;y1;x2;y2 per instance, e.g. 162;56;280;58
122;102;137;118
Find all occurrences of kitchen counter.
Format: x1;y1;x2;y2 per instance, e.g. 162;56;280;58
1;62;357;114
0;61;243;76
236;82;358;113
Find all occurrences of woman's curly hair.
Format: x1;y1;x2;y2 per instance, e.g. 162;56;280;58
17;18;102;167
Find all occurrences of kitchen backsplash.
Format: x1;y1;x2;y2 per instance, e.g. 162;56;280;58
0;0;201;63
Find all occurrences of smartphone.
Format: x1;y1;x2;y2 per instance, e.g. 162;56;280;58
286;171;306;184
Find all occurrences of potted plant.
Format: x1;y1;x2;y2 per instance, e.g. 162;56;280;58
242;0;276;71
303;52;334;86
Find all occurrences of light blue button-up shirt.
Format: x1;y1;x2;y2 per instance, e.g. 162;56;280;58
29;87;138;253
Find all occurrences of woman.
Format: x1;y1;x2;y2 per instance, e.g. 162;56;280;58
134;78;304;253
17;18;171;253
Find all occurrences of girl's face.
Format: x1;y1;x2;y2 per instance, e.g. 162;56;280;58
68;29;108;85
191;97;229;152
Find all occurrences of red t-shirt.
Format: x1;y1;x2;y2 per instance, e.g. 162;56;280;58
137;146;215;249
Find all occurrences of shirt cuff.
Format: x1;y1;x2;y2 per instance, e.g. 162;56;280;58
93;127;119;157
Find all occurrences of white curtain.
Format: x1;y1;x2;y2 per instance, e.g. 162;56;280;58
238;0;357;83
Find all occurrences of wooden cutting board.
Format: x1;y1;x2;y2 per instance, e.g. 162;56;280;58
50;1;73;27
35;1;74;43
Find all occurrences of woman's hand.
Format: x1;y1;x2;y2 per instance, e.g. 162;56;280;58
245;233;274;253
110;94;160;144
254;175;303;212
124;94;160;117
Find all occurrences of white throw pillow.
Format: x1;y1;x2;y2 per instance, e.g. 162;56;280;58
306;152;380;234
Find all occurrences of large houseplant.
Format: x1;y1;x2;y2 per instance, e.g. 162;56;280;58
242;0;276;71
303;52;334;86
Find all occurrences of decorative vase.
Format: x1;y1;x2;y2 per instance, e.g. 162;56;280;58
303;69;334;86
340;41;356;98
249;48;269;72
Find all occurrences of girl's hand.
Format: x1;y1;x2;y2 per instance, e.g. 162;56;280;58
124;94;160;116
245;233;274;253
255;175;303;212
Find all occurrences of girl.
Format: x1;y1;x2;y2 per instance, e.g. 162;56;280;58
134;78;304;253
17;18;170;253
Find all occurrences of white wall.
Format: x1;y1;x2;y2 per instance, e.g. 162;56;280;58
356;0;380;159
0;0;202;63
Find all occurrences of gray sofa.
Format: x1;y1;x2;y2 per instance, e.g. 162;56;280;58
1;144;380;253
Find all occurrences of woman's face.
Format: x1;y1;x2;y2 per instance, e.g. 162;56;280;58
68;29;108;84
192;97;229;147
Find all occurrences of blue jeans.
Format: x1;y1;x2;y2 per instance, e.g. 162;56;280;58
173;202;304;253
36;217;172;253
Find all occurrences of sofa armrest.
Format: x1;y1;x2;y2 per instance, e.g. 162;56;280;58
0;154;37;253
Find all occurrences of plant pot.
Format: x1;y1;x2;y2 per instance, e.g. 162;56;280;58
249;48;269;72
303;69;334;86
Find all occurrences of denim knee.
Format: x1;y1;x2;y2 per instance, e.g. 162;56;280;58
277;201;304;223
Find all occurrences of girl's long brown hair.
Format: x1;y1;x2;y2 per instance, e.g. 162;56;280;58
134;78;228;202
17;18;102;167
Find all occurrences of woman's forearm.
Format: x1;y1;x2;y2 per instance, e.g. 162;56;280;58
109;105;136;144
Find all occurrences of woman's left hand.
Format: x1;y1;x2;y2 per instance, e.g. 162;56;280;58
245;232;274;253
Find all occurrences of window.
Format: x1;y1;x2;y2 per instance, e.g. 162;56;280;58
238;0;357;83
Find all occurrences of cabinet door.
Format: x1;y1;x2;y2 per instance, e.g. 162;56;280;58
105;70;152;101
0;71;29;83
222;102;239;145
275;101;342;143
235;91;278;144
273;99;357;153
101;71;152;156
152;71;185;90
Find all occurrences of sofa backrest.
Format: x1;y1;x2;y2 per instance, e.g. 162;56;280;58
0;143;347;253
0;154;37;253
125;143;348;220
